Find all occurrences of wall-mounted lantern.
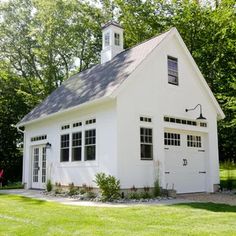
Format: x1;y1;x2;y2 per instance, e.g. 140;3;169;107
45;142;52;149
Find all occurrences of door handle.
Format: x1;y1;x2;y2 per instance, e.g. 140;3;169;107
183;159;188;166
199;171;206;174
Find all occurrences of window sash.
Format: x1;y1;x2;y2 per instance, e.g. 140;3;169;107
140;128;153;160
60;134;70;162
85;129;96;161
105;33;110;46
72;132;82;161
164;132;181;146
114;33;120;46
168;56;178;85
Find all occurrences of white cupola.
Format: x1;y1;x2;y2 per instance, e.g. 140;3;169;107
101;20;124;64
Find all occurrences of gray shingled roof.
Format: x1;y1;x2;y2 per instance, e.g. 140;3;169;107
18;29;171;125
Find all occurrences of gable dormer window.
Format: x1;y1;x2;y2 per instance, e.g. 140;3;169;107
168;56;178;85
114;33;120;46
104;32;110;47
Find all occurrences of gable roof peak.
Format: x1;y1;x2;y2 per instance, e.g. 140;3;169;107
101;20;123;30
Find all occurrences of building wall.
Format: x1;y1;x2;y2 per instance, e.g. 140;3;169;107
23;100;117;188
116;33;220;191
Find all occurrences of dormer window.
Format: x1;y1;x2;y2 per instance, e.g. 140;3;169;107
104;32;110;47
168;56;178;85
114;33;120;46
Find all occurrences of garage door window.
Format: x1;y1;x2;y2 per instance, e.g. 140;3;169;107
140;128;153;160
164;132;180;146
187;135;201;148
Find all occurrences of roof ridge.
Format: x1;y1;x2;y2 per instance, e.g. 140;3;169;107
70;27;174;80
121;27;173;53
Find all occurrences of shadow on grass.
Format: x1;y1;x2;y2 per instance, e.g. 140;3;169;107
173;202;236;213
0;193;47;205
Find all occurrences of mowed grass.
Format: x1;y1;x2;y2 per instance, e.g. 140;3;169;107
1;195;236;236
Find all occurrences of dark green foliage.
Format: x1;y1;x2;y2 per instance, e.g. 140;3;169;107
140;191;152;199
68;182;78;195
128;191;140;200
153;179;161;197
0;181;24;189
220;161;236;190
94;172;120;201
46;180;52;192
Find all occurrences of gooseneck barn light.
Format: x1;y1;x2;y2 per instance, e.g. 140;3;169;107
185;104;206;120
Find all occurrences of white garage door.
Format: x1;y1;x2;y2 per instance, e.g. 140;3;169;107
164;130;206;193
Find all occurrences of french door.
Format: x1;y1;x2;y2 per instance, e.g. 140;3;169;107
32;146;47;189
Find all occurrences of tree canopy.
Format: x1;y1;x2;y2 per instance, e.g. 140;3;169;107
0;0;235;183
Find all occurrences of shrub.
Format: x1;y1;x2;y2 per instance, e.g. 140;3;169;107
55;182;62;194
128;192;140;199
46;180;52;192
68;182;78;196
153;179;161;197
94;172;120;201
140;191;152;199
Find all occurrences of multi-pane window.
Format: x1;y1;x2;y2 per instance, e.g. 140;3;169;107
105;32;110;46
164;116;197;127
61;124;70;130
140;128;153;160
140;116;152;123
85;129;96;161
60;134;69;162
187;135;202;148
73;122;82;128
164;132;180;146
168;56;178;85
200;122;207;127
33;148;39;182
72;132;82;161
42;147;46;183
31;135;47;142
85;119;96;125
114;33;120;46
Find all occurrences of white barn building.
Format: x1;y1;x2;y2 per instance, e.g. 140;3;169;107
17;21;225;193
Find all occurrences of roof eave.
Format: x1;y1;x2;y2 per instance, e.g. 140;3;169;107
172;28;225;120
16;96;113;128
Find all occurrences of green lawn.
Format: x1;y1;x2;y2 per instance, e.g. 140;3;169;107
1;195;236;235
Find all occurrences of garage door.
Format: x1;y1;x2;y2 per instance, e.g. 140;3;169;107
164;130;206;193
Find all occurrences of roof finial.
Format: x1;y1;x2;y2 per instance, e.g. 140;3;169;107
111;1;115;20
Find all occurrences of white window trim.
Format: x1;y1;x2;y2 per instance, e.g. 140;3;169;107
167;55;179;86
59;118;97;166
139;115;154;161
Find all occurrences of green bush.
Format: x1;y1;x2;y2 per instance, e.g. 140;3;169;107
140;191;152;199
0;181;24;189
128;192;140;199
68;182;78;196
46;180;52;192
54;182;62;194
153;179;161;197
94;173;120;201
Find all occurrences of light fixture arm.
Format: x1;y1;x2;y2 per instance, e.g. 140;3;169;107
185;104;206;120
185;104;202;113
